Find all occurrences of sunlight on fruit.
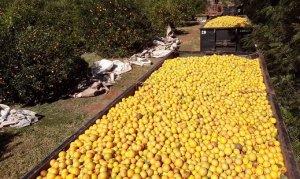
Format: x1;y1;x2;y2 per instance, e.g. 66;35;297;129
204;16;251;28
37;55;286;179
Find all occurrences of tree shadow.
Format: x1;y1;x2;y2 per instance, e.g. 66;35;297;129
0;132;21;161
174;29;189;35
179;21;200;27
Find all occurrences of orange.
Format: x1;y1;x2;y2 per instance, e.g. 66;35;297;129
174;159;183;168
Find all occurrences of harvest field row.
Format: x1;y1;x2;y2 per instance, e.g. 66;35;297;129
37;55;286;179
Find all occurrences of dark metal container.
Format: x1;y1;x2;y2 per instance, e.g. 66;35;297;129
23;52;300;179
200;27;253;54
258;52;300;179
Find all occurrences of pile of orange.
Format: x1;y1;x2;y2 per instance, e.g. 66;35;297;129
204;16;251;28
37;55;286;179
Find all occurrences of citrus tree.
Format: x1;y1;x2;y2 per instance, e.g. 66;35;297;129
137;0;204;33
0;0;155;104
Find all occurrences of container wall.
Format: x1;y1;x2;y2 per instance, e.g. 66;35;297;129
200;29;215;52
258;53;300;178
23;52;299;179
200;27;253;53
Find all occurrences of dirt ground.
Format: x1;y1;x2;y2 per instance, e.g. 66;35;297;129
0;23;200;178
177;23;202;52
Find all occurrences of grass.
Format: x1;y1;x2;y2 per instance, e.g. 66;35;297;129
177;22;202;52
0;54;161;179
0;106;87;178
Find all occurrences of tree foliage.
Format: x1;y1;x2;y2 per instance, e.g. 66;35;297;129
76;0;154;57
0;0;89;104
0;0;203;104
0;0;154;104
136;0;205;33
239;0;300;159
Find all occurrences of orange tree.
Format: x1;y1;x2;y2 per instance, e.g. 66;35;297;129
0;0;155;104
75;0;155;57
136;0;205;33
0;0;88;104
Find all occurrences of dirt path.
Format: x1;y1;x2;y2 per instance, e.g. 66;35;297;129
177;23;202;52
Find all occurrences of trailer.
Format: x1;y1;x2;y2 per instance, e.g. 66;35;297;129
23;52;300;179
200;26;253;54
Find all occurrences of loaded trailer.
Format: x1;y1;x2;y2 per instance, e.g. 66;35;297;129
200;27;252;54
200;15;254;54
24;52;300;179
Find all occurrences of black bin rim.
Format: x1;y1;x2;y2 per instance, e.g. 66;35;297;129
200;26;253;30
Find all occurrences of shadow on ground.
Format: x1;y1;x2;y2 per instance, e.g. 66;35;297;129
177;22;202;52
0;132;21;162
179;21;200;27
175;29;189;35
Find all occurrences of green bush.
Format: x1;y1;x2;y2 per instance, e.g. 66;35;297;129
76;0;155;57
0;0;159;104
195;0;207;14
0;0;89;104
137;0;203;33
12;27;88;104
239;0;300;160
0;24;20;104
0;0;203;104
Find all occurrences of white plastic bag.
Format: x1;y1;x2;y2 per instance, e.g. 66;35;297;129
152;50;172;58
91;59;114;75
112;60;132;75
0;104;10;123
130;57;152;66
